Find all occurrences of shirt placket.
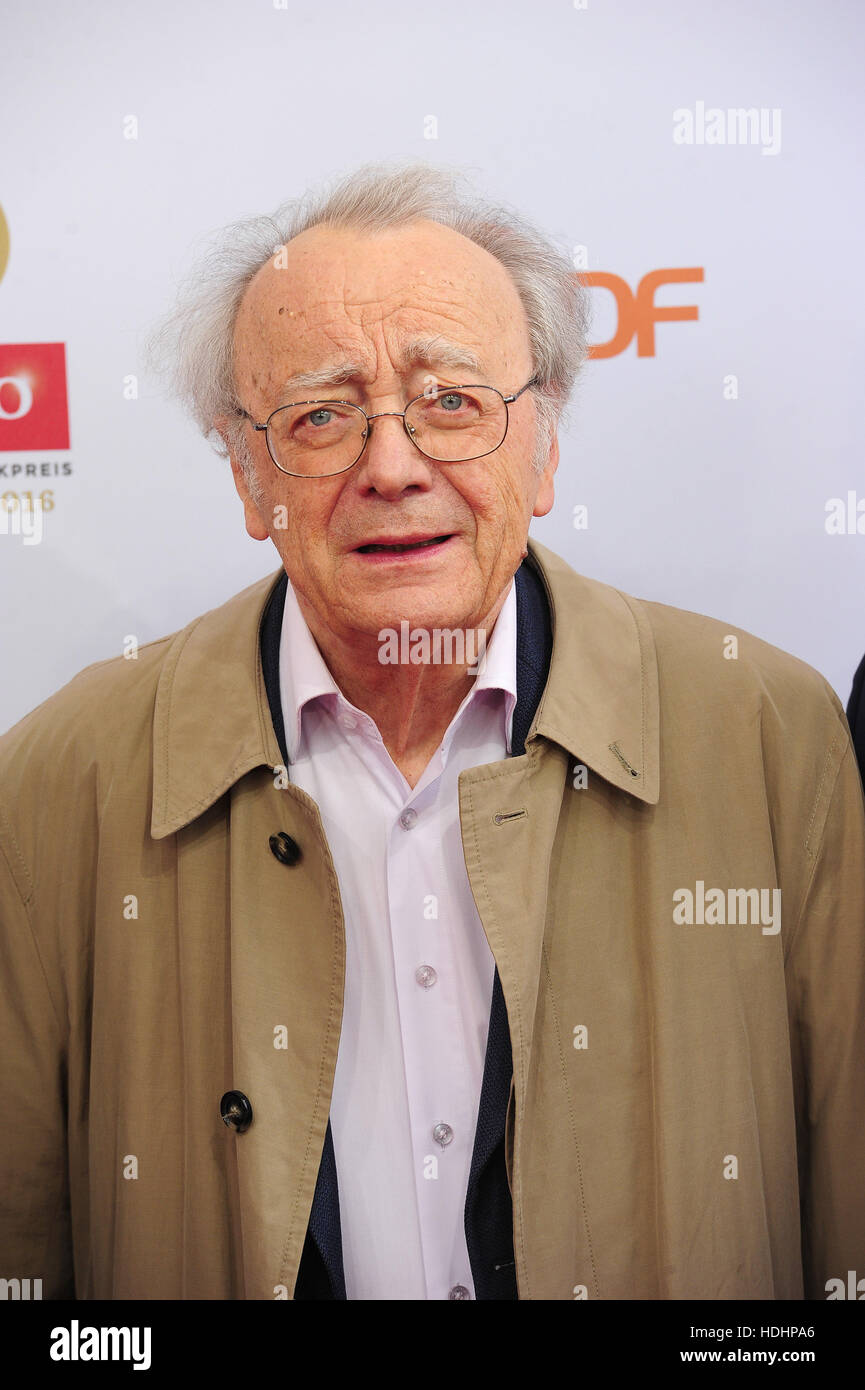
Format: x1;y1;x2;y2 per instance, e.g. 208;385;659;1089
386;760;479;1300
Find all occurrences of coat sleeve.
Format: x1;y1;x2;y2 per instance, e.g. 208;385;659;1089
784;731;865;1299
0;802;75;1299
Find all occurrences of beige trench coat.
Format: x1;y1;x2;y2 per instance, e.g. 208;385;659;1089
1;538;864;1300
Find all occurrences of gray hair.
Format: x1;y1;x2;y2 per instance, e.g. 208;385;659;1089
144;161;591;490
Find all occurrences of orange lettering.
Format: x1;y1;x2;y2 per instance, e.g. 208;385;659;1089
579;267;704;358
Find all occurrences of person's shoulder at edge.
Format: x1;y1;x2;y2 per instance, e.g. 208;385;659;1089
846;651;865;753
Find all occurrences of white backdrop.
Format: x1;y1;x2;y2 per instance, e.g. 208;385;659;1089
1;0;863;733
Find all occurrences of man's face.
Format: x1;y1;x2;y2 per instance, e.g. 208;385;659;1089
227;219;558;641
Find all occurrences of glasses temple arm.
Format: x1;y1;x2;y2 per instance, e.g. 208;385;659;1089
504;374;541;403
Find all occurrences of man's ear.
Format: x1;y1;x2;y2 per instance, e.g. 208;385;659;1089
533;432;559;519
216;415;270;543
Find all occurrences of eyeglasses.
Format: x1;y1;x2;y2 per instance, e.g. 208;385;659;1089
238;375;538;478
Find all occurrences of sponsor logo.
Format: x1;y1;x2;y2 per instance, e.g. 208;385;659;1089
0;343;70;450
579;269;704;358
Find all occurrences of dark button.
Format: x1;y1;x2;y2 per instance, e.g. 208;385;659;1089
269;832;301;866
220;1091;253;1133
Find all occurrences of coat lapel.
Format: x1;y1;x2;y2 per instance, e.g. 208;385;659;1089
456;540;660;1294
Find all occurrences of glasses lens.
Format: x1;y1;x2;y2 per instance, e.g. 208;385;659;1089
405;386;506;461
268;401;366;476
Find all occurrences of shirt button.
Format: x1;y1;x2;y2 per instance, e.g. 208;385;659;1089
448;1285;471;1300
415;964;437;989
399;808;418;830
433;1122;454;1148
338;712;358;731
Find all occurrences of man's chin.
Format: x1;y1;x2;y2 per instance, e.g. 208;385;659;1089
343;562;477;628
352;601;478;638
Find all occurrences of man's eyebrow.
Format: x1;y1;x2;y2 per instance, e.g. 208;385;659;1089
393;335;484;377
277;359;369;401
276;337;485;403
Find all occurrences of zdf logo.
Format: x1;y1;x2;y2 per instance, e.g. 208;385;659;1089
578;268;704;358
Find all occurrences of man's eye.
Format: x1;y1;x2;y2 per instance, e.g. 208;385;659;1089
305;408;334;426
437;392;466;412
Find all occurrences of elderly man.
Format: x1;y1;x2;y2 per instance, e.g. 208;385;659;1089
1;163;864;1302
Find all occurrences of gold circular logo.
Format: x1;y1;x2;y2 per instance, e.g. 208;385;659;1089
0;203;9;284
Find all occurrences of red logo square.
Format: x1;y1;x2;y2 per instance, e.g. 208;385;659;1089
0;343;70;450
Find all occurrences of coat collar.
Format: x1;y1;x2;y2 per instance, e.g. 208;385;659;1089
521;539;660;803
150;537;659;839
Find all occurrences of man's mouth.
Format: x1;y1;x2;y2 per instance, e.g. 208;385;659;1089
355;534;454;554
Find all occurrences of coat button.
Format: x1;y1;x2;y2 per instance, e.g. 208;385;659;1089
220;1091;253;1133
269;832;301;865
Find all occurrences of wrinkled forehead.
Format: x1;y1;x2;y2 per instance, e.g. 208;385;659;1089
232;220;531;390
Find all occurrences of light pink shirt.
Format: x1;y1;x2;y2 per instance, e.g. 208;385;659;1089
279;577;517;1300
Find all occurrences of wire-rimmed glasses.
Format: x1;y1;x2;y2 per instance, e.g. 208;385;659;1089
238;376;538;477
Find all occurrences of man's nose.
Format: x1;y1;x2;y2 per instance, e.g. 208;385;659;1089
355;412;432;493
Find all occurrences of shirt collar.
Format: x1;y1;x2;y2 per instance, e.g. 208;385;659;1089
149;538;660;839
279;574;518;763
